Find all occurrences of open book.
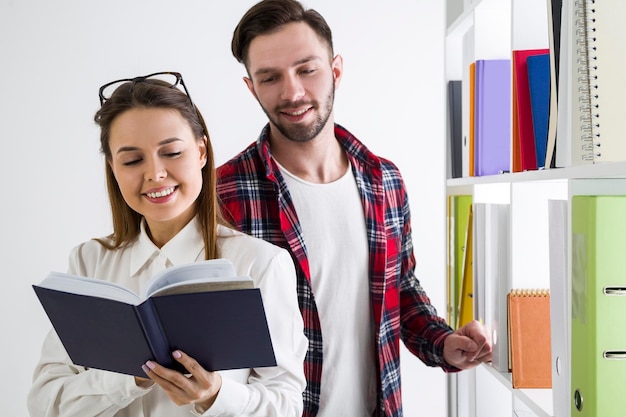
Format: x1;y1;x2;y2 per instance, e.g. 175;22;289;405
33;259;276;377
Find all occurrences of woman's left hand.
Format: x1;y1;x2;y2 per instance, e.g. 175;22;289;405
142;350;222;411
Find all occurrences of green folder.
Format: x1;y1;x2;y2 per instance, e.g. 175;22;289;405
571;196;626;416
449;195;472;330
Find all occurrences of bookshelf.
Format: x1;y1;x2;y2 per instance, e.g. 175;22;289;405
445;1;626;416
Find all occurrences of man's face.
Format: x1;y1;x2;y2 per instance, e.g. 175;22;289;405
244;21;342;143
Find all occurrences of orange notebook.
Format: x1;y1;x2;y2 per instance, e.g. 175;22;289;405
507;289;552;388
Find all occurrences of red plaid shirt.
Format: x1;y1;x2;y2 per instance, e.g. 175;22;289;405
217;124;455;417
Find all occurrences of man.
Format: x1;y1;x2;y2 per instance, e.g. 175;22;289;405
216;1;492;416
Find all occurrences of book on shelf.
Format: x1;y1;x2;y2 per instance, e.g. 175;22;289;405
457;204;474;329
468;61;476;177
548;0;563;92
472;203;486;326
571;195;626;416
526;53;551;170
33;259;276;377
475;203;511;373
448;195;472;329
554;0;578;168
556;0;626;167
447;196;454;326
548;199;569;417
512;49;549;172
447;80;463;179
579;1;626;163
512;65;522;173
474;59;511;176
447;195;460;327
544;0;563;169
507;288;552;389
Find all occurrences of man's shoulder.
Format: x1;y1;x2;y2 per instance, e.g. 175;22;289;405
335;124;402;177
378;157;403;180
216;141;264;179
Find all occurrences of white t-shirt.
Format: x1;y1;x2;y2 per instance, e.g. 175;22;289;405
28;219;307;417
279;163;377;417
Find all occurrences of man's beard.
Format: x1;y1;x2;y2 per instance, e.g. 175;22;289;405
261;85;335;143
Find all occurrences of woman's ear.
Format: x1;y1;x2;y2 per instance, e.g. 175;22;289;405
199;136;208;168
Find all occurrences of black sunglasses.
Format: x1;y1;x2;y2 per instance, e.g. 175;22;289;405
98;71;208;139
98;71;194;106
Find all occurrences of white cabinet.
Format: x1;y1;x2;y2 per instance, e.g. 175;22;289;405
444;1;626;416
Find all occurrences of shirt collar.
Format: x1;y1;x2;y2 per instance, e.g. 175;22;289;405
129;217;205;276
256;124;276;179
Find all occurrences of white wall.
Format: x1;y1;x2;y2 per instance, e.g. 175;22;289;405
0;0;447;415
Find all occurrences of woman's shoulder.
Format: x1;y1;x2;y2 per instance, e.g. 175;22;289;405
69;238;102;258
216;225;293;276
67;236;119;276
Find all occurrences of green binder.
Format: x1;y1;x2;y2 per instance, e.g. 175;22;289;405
454;195;472;327
571;196;626;416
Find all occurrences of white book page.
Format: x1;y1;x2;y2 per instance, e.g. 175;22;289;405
142;259;243;298
37;272;140;305
37;259;252;305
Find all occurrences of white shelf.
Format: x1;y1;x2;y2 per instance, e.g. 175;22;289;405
443;0;579;415
482;365;553;417
515;388;553;417
476;364;553;417
447;161;626;188
481;364;552;417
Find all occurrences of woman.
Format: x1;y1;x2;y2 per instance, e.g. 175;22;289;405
27;72;307;417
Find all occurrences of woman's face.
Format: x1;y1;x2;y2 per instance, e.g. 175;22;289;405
108;107;207;240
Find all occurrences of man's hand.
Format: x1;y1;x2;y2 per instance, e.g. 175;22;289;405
443;320;492;370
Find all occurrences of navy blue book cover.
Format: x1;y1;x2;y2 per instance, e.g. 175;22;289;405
33;286;276;377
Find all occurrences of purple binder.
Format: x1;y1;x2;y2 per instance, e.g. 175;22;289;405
474;59;511;176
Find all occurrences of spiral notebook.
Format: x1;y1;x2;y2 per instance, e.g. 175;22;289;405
507;289;552;388
559;0;626;165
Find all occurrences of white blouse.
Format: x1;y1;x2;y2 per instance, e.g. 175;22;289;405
28;219;307;417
